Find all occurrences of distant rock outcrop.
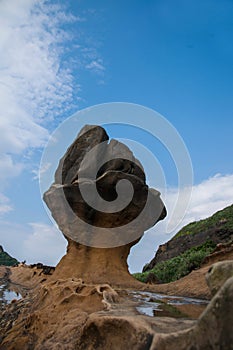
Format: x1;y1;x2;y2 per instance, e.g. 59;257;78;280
29;263;55;275
0;246;18;266
143;205;233;272
44;125;166;285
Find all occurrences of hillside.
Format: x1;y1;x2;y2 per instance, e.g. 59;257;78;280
0;245;18;266
175;204;233;239
134;205;233;284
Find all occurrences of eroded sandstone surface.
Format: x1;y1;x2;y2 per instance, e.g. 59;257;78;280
1;262;233;349
0;265;195;350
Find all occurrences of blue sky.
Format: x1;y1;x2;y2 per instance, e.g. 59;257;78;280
0;0;232;272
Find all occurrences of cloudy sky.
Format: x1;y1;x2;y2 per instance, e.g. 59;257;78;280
0;0;232;272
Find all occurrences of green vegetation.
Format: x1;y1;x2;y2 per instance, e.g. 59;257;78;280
134;205;233;284
154;301;189;318
174;204;233;239
0;249;18;266
133;240;216;284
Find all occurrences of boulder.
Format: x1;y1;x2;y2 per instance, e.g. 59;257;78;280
151;276;233;349
206;260;233;296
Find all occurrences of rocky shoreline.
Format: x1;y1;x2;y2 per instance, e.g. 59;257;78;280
0;264;202;349
0;261;233;349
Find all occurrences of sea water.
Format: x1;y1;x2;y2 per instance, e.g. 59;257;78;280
0;284;22;305
129;290;208;318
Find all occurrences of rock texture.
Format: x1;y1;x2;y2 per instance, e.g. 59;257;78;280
144;205;233;271
206;260;233;296
1;262;233;349
0;266;195;350
44;125;166;284
150;268;233;350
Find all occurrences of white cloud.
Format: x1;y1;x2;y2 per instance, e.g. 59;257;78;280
0;0;79;208
32;161;52;180
0;155;23;188
165;173;233;232
0;0;76;121
129;173;233;272
0;220;66;265
0;0;105;202
86;59;105;73
0;220;31;260
23;222;66;265
0;193;13;215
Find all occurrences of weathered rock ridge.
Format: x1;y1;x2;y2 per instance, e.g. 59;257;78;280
44;125;166;284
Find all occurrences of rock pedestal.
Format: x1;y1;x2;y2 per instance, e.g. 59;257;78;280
52;238;140;285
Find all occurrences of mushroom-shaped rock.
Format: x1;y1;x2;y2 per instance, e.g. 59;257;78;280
44;125;166;285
